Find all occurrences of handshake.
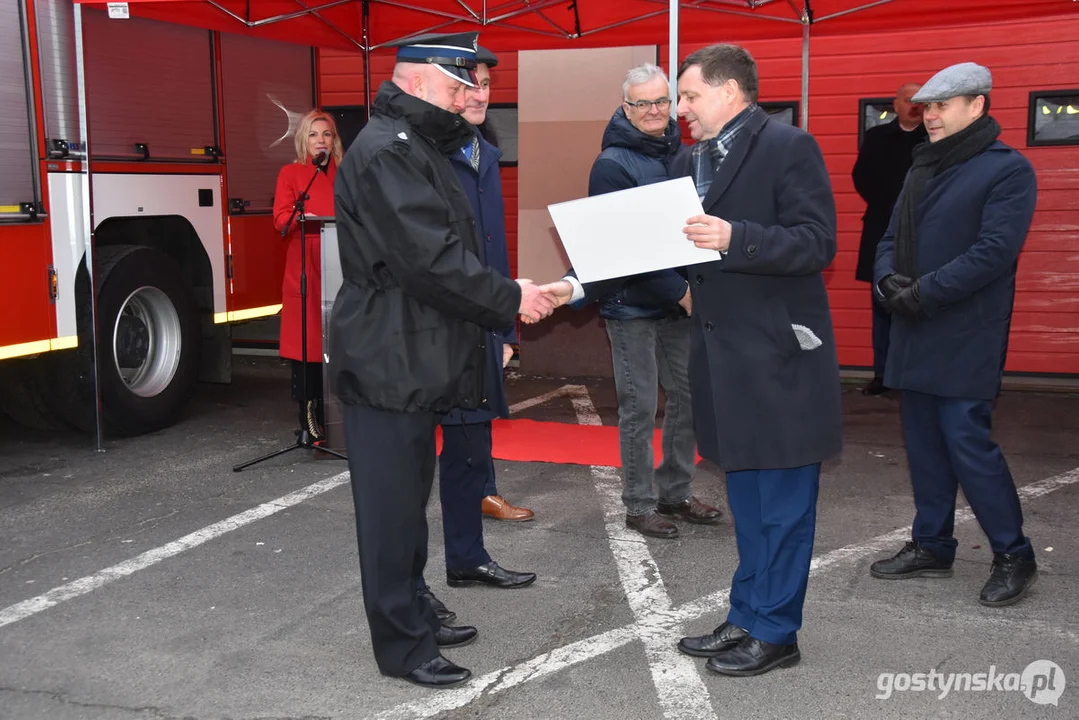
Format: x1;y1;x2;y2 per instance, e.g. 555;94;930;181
515;279;575;324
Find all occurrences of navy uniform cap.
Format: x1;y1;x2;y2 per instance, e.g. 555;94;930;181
476;45;498;69
392;32;480;88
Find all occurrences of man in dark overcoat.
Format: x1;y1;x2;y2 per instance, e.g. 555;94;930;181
869;62;1038;608
330;32;552;689
671;44;842;677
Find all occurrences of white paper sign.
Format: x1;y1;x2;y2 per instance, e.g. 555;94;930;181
107;3;130;19
546;176;720;284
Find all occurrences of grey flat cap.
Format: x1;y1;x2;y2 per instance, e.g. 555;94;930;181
912;62;992;103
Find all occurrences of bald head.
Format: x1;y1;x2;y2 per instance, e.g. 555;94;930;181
392;62;468;114
895;82;924;130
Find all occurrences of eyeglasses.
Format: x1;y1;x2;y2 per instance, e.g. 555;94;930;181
625;98;672;112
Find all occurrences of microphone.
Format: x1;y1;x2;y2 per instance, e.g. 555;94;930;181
312;150;329;168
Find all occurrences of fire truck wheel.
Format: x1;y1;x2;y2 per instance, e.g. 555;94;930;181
54;245;202;436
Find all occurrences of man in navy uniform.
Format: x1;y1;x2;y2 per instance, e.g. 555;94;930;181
670;44;842;677
870;62;1039;607
331;32;553;688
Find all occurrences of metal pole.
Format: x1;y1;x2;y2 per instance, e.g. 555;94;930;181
362;0;371;119
668;0;678;115
73;3;104;452
800;14;809;130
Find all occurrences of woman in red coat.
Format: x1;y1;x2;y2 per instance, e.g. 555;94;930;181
273;109;342;438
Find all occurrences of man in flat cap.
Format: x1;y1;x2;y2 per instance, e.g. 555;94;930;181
331;31;554;688
870;61;1039;607
413;45;538;631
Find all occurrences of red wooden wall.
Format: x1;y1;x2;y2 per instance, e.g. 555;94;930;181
319;14;1079;375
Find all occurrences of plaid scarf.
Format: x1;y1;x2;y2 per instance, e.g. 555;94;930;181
692;104;757;201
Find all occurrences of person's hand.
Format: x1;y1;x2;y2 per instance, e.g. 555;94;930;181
684;214;732;252
887;280;923;318
878;273;913;302
538;279;575;309
677;286;692;316
502;344;514;368
516;279;555;324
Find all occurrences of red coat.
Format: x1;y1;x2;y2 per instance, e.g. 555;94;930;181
273;159;337;362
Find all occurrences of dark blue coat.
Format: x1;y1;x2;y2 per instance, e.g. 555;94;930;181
670;108;843;472
441;133;515;425
571;107;690;320
874;141;1037;400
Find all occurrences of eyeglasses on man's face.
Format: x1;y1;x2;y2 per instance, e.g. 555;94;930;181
626;97;672;112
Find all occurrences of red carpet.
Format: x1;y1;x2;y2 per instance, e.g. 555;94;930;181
436;418;700;468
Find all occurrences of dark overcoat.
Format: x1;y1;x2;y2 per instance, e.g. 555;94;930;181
874;141;1037;400
671;108;843;472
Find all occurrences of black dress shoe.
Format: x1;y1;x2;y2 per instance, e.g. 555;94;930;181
677;622;749;657
418;587;456;624
861;376;889;395
657;496;722;525
402;655;472;688
447;561;537;589
705;637;801;677
870;541;954;579
980;552;1037;607
435;624;478;648
625;510;679;539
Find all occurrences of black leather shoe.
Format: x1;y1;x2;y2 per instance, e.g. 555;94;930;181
657;496;722;525
626;510;679;539
677;622;749;657
402;655;472;688
705;637;801;677
861;376;889;396
980;552;1037;607
418;588;456;624
447;561;537;589
435;624;478;648
870;541;954;579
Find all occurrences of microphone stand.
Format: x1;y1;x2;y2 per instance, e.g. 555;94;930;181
234;157;347;471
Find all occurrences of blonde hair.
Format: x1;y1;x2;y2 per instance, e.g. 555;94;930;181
293;110;344;165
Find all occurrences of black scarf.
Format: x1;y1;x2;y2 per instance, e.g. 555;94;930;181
894;114;1001;278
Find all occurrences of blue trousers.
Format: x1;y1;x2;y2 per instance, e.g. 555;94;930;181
725;463;820;646
416;423;494;594
901;391;1031;562
871;285;891;377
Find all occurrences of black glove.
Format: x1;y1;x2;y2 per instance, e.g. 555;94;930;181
877;273;913;303
887;279;923;318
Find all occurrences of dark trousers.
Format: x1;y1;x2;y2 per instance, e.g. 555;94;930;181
870;286;891;377
901;391;1032;562
342;403;441;677
725;463;820;646
416;423;495;595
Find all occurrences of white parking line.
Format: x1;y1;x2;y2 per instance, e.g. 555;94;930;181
0;472;351;629
375;466;1079;719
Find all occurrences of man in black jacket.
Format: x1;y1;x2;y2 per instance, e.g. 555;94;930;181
330;32;553;689
544;64;721;540
852;83;926;395
670;44;842;677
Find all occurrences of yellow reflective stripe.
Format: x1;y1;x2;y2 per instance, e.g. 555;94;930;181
0;205;23;213
212;304;283;324
0;335;79;360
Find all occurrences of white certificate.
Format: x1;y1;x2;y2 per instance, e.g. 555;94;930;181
546;175;721;284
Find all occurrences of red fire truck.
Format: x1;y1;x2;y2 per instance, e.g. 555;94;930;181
1;0;315;435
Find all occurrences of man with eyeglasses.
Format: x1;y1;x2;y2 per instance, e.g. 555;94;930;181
544;64;722;540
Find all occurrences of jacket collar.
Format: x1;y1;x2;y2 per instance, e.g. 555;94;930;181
602;106;684;159
700;105;769;210
449;131;503;176
372;81;475;154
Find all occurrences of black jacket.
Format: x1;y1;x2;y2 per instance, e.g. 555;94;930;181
570;108;690;320
330;82;521;412
852;119;927;282
671;107;842;472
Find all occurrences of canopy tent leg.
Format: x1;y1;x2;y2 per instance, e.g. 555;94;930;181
800;3;811;130
363;0;371;119
668;0;678;115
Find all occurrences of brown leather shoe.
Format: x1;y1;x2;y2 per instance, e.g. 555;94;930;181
626;510;679;539
657;496;722;525
481;495;535;522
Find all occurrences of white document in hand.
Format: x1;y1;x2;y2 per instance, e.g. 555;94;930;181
547;175;722;284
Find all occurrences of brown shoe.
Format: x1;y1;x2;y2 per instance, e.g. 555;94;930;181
657;496;722;525
626;510;679;539
481;495;535;522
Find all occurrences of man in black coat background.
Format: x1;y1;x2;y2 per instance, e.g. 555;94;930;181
852;83;926;395
330;32;553;689
671;44;842;677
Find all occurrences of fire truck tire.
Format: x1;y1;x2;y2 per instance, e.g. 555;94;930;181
50;245;202;436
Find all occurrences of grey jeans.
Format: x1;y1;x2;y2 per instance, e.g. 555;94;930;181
605;315;696;516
